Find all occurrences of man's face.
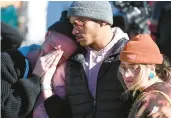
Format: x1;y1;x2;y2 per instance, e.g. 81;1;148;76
70;16;101;47
42;31;77;64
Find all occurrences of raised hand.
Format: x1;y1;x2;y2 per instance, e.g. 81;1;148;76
41;49;64;84
32;45;63;80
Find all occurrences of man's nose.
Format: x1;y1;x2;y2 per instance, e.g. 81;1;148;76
72;27;79;35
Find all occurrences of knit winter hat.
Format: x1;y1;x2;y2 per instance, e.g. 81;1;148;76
120;34;163;64
67;1;113;25
48;10;74;40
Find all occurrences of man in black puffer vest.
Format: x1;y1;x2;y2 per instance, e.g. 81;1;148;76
43;1;133;118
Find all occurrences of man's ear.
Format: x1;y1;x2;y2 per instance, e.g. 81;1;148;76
100;22;107;27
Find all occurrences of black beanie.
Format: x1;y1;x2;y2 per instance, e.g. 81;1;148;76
48;10;85;53
48;10;74;39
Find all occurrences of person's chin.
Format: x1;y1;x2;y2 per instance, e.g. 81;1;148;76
76;36;84;42
79;41;87;47
125;83;134;89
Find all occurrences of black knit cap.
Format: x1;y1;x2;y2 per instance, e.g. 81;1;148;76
48;10;85;53
48;10;74;39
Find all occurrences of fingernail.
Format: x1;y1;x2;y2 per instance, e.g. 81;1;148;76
59;50;63;53
58;45;61;48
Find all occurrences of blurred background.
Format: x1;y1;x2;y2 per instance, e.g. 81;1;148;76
0;1;171;49
0;1;73;47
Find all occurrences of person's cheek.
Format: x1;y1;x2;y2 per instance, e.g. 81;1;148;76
134;70;140;78
43;44;53;55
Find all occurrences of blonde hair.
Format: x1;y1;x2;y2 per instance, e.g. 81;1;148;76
155;55;171;84
118;57;171;97
118;56;171;100
129;65;145;90
117;64;146;97
118;64;157;97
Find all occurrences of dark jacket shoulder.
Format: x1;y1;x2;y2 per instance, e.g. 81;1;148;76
1;49;41;118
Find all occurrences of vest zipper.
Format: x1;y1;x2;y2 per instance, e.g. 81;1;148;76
94;55;114;117
79;61;96;117
93;58;107;118
93;100;96;113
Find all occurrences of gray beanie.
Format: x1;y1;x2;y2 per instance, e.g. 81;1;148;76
67;1;113;25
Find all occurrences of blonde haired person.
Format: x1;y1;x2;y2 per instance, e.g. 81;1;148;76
118;34;171;118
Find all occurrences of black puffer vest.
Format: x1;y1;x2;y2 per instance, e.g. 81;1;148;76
65;39;132;118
